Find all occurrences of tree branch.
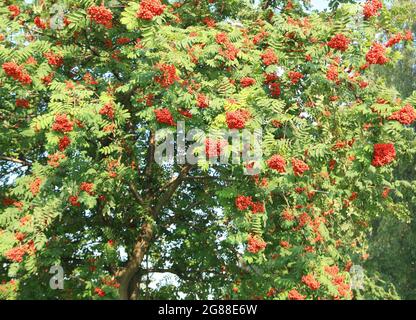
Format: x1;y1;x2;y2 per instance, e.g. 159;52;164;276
183;175;240;182
0;156;32;167
129;182;145;205
153;164;192;214
141;130;156;197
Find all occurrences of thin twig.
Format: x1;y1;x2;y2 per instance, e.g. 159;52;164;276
0;156;32;166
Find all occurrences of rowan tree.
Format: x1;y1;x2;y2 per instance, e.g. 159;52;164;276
0;0;415;300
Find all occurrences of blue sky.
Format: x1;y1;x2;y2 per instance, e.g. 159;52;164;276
310;0;329;11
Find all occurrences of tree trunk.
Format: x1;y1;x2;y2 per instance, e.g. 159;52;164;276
118;164;192;299
118;222;154;300
129;273;142;300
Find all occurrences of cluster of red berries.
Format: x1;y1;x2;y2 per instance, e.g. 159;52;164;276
58;136;71;151
5;246;27;263
266;155;286;173
8;5;20;18
215;33;239;61
2;62;32;85
196;93;209;108
219;45;239;61
240;77;256;88
99;104;115;119
269;82;281;97
215;33;228;45
327;33;350;52
363;0;383;19
178;108;192;118
332;139;355;150
295;212;311;231
251;202;265;214
2;197;21;208
382;187;390;199
359;80;369;89
264;74;277;85
16;99;30;108
260;48;278;66
42;72;54;85
44;51;64;67
137;93;154;107
34;16;47;29
116;37;131;45
288;71;304;85
52;114;74;133
324;265;352;299
107;160;119;178
287;289;306;300
27;56;37;65
80;182;94;195
83;72;98;85
366;43;388;65
154;63;179;87
15;232;25;242
326;64;339;82
87;5;113;28
385;31;413;48
20;215;31;226
154;108;175;126
202;17;216;28
247;234;267;254
235;195;253;211
101;276;120;288
292;158;310;176
372;143;396;167
235;195;265;214
226;109;251;129
137;0;166;20
94;287;106;297
280;240;290;249
302;274;320;290
253;30;268;45
30;178;42;196
47;152;66;168
69;195;80;207
385;33;404;48
388;104;416;125
281;209;295;221
205;138;228;158
403;30;414;41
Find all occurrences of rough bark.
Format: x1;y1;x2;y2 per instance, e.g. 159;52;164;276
118;221;154;300
118;164;192;299
129;272;142;300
